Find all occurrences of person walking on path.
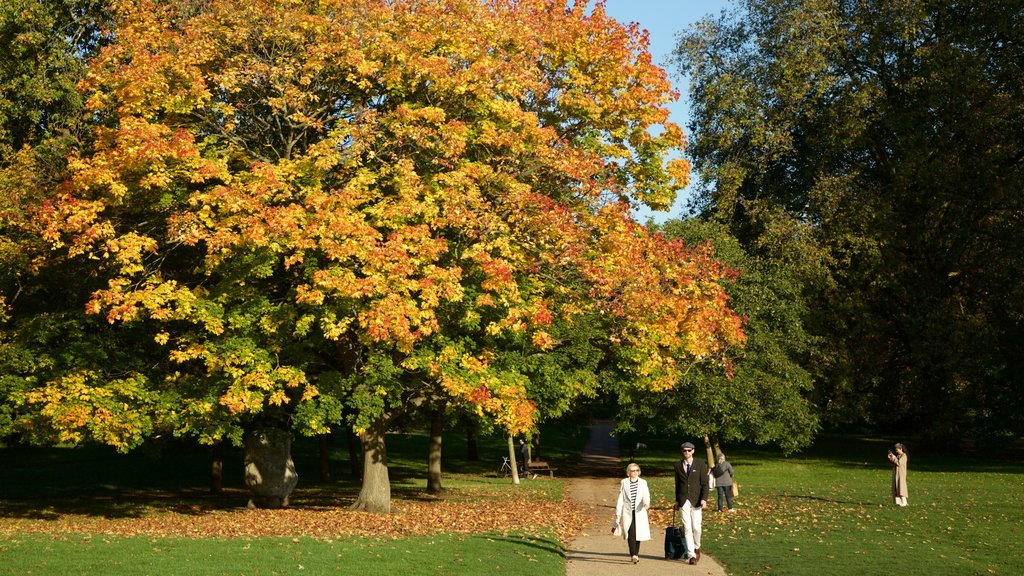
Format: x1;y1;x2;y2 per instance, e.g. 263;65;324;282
888;442;909;507
612;463;651;564
565;422;728;576
674;441;710;565
711;452;735;512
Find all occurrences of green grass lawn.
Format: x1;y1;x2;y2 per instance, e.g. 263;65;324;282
0;531;564;576
634;434;1024;576
0;424;582;576
2;426;1022;576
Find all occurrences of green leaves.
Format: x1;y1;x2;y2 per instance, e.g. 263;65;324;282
617;219;817;453
675;0;1024;442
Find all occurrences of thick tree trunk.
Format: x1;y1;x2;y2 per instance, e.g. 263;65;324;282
507;434;520;485
426;408;444;494
349;423;391;513
465;418;479;461
319;433;330;482
243;427;298;509
210;440;223;495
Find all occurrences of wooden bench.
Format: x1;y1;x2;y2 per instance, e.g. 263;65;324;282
526;461;558;478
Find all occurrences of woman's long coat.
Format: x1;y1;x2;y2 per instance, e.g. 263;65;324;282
891;453;908;498
615;477;652;542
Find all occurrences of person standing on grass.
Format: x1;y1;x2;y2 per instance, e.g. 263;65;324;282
888;442;909;507
711;452;735;512
674;441;709;565
613;463;651;564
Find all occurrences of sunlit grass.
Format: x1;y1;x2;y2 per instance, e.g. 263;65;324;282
0;531;564;576
3;427;1020;575
633;435;1024;576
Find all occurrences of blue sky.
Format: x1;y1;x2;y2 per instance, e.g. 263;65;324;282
598;0;733;221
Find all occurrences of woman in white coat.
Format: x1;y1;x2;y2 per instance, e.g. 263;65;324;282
613;462;651;564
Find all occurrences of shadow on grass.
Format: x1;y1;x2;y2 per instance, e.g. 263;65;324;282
0;489;250;520
773;493;870;506
479;532;565;558
0;421;595;523
0;479;465;520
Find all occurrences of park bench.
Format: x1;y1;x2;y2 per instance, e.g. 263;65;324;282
526;460;558;478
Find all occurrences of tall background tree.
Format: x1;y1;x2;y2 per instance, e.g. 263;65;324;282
674;0;1024;445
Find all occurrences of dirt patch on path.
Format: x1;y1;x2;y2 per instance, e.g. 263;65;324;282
565;422;729;576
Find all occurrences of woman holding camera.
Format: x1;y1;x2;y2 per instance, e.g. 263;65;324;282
887;443;908;507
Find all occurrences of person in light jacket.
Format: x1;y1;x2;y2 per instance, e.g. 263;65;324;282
613;462;651;564
712;452;735;512
888;443;908;507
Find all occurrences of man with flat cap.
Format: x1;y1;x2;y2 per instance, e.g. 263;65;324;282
674;441;709;565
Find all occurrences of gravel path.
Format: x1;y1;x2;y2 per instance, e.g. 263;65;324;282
565;422;729;576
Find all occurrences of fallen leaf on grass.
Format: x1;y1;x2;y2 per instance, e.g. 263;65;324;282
0;486;590;545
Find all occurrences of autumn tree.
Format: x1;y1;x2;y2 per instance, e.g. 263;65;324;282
674;0;1024;444
617;218;818;454
7;0;745;513
0;0;122;445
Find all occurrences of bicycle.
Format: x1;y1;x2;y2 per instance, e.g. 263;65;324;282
498;456;513;477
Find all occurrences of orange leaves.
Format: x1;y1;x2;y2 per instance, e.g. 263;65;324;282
90;277;225;336
0;486;590;544
381;105;469;164
428;345;536;435
31;0;740;451
509;195;746;390
39;115;216;282
359;294;425;353
583;209;746;386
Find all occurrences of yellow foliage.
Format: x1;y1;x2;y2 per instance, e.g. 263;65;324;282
27;0;745;445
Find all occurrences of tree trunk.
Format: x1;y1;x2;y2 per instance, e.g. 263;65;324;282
507;434;520;485
703;434;715;466
349;422;391;513
465;418;479;461
319;433;330;482
210;440;223;495
426;408;444;494
243;427;298;509
532;430;540;460
347;427;362;479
